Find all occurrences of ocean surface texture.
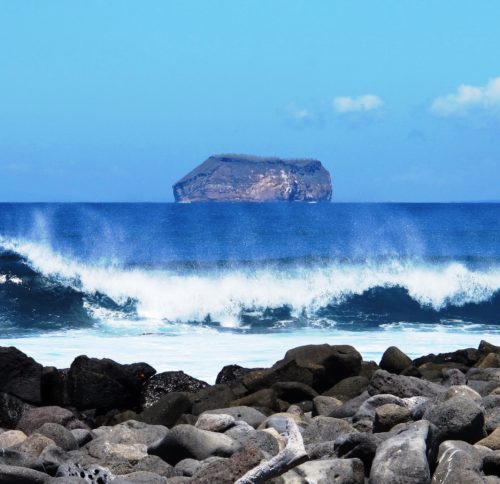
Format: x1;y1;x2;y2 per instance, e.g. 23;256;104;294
1;203;499;381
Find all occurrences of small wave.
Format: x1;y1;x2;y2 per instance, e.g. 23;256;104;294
1;236;500;331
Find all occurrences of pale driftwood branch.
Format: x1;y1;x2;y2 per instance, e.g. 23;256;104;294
235;417;308;484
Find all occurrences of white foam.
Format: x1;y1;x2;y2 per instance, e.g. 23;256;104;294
2;237;500;327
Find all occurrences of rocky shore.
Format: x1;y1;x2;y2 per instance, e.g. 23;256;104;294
1;341;500;483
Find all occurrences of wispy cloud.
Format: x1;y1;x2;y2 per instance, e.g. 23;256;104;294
333;94;383;114
281;93;384;128
431;77;500;116
284;102;315;122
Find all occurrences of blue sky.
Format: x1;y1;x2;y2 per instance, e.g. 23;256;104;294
1;1;500;201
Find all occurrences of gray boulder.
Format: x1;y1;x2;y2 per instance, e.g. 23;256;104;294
369;370;445;398
132;455;181;478
148;424;240;465
0;464;50;484
139;392;192;427
195;413;235;432
302;416;355;445
35;423;78;451
424;395;486;444
432;440;484;483
189;384;236;415
312;395;342;416
379;346;412;374
202;406;266;428
323;376;369;402
370;420;433;484
17;406;76;435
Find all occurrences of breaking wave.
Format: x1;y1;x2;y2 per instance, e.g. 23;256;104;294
1;236;500;334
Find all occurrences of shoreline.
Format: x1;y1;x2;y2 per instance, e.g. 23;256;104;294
2;328;500;383
0;340;500;482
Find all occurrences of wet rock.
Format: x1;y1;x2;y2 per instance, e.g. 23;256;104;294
195;413;235;432
68;356;145;411
215;365;256;385
479;340;500;357
278;458;365;484
477;353;500;369
140;392;192;427
373;403;411;432
243;344;362;394
379;346;413;374
418;362;469;382
432;440;484;483
369;370;445;398
302;416;355;446
202;406;266;428
271;381;318;403
0;464;50;483
370;420;433;484
232;388;277;411
424;395;486;444
40;367;69;407
190;384;236;415
312;395;342;416
477;428;500;450
17;406;76;435
142;371;208;408
148;424;239;465
323;376;369;402
0;430;27;448
0;346;43;404
35;423;78;451
413;347;479;368
0;392;31;428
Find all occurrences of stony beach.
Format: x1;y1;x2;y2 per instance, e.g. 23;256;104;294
1;340;500;483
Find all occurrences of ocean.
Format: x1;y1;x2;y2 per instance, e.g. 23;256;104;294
1;202;500;382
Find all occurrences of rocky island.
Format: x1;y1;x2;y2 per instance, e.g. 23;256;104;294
173;155;332;202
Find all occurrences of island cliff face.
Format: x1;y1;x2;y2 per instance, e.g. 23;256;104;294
173;154;332;202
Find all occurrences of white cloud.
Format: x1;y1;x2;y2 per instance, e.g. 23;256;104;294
431;77;500;116
333;94;383;114
284;102;314;121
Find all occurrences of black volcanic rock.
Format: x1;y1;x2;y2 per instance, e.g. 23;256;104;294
173;154;332;202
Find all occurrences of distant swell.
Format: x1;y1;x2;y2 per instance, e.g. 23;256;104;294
1;237;500;334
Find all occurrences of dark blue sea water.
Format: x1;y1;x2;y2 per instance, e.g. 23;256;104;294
1;202;500;337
